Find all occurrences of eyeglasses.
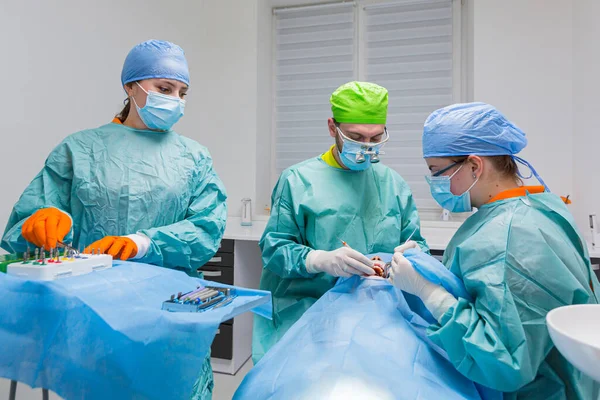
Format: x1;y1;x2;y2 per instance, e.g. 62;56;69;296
431;159;467;177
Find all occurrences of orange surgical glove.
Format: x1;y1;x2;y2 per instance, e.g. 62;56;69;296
85;236;138;260
22;208;72;250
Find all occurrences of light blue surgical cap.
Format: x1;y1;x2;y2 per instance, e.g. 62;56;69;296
121;40;190;86
423;102;549;190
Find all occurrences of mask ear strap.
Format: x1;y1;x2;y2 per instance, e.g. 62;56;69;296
465;175;479;192
336;126;359;145
448;163;465;179
129;82;147;111
135;81;149;95
513;156;550;192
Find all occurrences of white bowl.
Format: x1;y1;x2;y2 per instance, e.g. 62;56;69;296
546;304;600;382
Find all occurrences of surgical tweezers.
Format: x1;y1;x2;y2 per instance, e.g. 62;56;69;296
57;240;79;255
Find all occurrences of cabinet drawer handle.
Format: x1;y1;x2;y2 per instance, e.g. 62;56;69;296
203;271;222;277
209;257;222;263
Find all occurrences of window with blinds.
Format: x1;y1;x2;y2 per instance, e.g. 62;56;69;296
363;0;454;210
273;3;356;174
273;0;460;212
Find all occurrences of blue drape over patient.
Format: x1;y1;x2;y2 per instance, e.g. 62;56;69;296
234;252;499;400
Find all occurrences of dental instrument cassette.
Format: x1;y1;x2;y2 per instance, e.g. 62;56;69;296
162;285;237;313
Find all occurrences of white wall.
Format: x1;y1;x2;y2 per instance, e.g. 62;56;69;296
255;0;274;215
572;0;600;233
183;0;260;219
471;0;574;200
0;0;261;248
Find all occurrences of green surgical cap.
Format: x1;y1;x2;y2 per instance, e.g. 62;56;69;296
330;81;388;124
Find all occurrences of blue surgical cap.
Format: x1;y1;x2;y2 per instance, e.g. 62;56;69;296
121;40;190;86
423;102;549;191
422;102;527;158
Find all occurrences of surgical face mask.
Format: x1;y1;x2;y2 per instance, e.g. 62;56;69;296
425;163;479;213
336;126;389;171
132;82;186;131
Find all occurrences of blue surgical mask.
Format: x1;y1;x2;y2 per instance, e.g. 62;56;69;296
336;127;389;171
426;164;479;213
132;82;185;131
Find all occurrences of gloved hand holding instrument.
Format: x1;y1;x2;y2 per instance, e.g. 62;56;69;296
22;208;72;250
306;241;376;277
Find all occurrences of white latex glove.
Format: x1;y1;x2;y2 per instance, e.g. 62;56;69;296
389;252;457;322
306;247;376;277
394;240;421;254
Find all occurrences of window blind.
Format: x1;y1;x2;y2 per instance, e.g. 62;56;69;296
274;3;356;175
364;0;454;209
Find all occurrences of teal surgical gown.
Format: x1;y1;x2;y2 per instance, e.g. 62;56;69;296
252;156;428;363
429;192;600;399
1;121;227;400
2;122;227;273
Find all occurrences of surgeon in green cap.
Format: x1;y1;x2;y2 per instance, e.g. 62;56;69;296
252;81;429;362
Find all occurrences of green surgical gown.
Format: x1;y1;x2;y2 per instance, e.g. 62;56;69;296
429;192;600;399
252;156;428;363
1;122;227;400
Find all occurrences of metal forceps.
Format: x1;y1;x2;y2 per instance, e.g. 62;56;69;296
57;240;79;255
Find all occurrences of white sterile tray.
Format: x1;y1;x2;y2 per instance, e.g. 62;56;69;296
7;254;113;281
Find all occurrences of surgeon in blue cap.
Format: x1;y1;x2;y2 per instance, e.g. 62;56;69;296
389;102;600;399
1;39;226;400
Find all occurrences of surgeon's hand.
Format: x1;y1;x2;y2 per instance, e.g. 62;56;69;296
306;247;376;277
22;208;72;250
85;236;138;260
389;252;457;322
394;240;421;254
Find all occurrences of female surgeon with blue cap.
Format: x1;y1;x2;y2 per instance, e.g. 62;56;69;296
1;39;226;400
389;102;599;399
